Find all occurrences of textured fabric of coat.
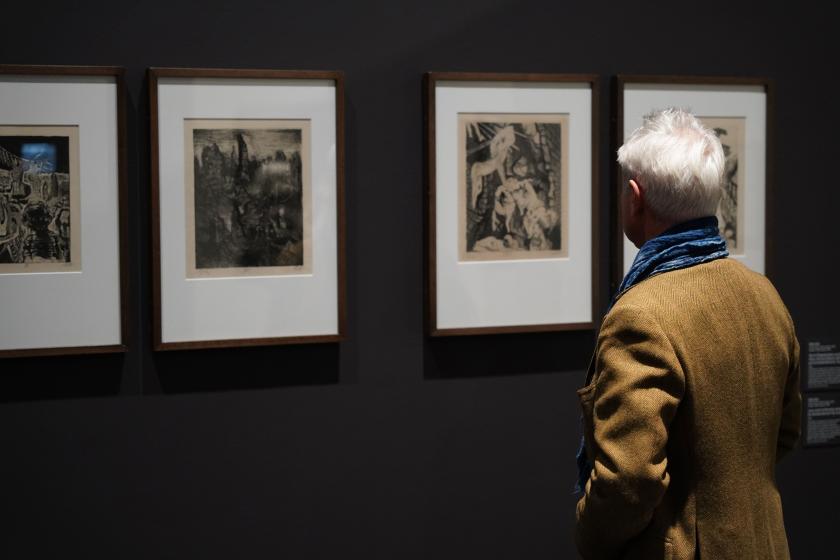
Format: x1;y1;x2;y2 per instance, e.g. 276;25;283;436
575;258;801;560
577;216;729;493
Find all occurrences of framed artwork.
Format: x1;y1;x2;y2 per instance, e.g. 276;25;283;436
425;72;599;336
0;65;128;358
614;75;772;288
149;68;345;350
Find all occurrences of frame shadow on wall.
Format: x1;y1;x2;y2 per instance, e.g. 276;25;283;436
423;330;594;380
0;353;125;403
146;342;341;394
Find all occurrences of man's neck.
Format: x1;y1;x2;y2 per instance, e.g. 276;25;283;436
639;215;678;246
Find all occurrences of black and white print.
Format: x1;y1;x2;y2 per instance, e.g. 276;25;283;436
459;113;568;261
701;116;745;254
185;120;311;277
0;126;79;272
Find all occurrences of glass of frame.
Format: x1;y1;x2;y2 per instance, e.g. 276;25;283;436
425;72;599;336
0;65;128;358
615;75;771;288
149;68;345;350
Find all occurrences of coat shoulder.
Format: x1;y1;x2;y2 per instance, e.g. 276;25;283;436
614;258;785;312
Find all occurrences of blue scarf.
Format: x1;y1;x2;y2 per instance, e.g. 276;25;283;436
574;216;728;494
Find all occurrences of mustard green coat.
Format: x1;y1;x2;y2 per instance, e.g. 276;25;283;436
575;258;801;559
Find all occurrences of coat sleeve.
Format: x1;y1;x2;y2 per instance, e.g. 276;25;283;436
776;334;801;462
575;304;685;559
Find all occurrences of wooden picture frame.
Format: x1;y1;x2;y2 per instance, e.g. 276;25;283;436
613;75;773;291
149;67;346;350
0;65;129;358
425;72;599;336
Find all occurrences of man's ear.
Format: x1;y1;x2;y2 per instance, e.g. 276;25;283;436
628;179;644;215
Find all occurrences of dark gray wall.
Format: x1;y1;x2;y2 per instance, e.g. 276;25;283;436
1;1;837;558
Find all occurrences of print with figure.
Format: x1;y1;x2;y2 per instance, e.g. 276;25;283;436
699;116;745;254
458;113;569;261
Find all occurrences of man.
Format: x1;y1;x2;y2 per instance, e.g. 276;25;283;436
574;108;801;559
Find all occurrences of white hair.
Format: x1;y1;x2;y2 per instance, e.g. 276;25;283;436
617;107;725;223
